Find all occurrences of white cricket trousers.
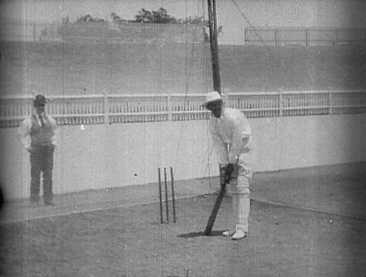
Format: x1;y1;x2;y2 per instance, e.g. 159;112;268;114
228;153;252;233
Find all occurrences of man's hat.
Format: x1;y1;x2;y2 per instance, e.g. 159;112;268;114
203;91;222;106
33;94;47;106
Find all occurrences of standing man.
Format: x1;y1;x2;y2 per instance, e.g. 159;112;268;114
18;94;57;206
204;91;253;240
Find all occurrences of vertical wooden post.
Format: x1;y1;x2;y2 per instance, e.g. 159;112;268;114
167;94;172;121
103;90;109;125
305;29;310;47
334;29;338;46
274;29;279;47
328;91;333;114
33;23;36;41
279;91;283;117
244;27;248;44
207;0;221;93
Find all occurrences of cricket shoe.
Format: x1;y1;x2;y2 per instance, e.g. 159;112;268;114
231;229;248;240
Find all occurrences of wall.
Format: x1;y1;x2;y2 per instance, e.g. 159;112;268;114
1;113;365;200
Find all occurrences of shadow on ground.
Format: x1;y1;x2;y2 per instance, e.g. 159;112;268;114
178;230;226;238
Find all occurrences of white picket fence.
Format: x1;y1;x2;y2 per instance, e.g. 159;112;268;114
1;90;366;128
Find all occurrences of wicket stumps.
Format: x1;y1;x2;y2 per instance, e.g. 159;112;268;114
158;167;176;224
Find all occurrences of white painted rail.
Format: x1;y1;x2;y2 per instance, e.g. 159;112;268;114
0;90;365;128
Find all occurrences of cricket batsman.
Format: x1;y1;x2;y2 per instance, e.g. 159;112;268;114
204;91;253;240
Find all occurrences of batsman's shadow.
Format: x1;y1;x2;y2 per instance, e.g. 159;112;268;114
177;230;226;238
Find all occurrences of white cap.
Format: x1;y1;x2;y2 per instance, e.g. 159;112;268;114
204;91;222;106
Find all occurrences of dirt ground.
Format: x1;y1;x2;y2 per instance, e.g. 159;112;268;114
1;167;366;277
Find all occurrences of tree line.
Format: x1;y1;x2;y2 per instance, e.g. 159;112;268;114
63;8;208;25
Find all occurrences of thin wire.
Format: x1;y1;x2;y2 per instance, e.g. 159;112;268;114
229;0;278;95
230;0;283;182
230;0;272;51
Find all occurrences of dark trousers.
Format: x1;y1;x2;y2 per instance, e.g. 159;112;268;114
30;145;54;202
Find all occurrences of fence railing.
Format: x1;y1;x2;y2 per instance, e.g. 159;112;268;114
244;27;366;47
1;90;365;128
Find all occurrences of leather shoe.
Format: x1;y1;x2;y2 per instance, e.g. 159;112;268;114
231;230;248;240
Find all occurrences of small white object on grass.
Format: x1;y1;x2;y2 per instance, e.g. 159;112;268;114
80;124;85;130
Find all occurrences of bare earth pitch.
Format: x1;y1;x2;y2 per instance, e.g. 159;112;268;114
0;165;365;277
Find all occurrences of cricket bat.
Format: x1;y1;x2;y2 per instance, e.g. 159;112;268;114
203;180;227;235
204;144;232;236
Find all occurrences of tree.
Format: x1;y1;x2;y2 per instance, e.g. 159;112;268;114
135;8;153;23
134;8;177;23
76;14;105;23
111;12;129;24
62;16;70;24
111;12;121;22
